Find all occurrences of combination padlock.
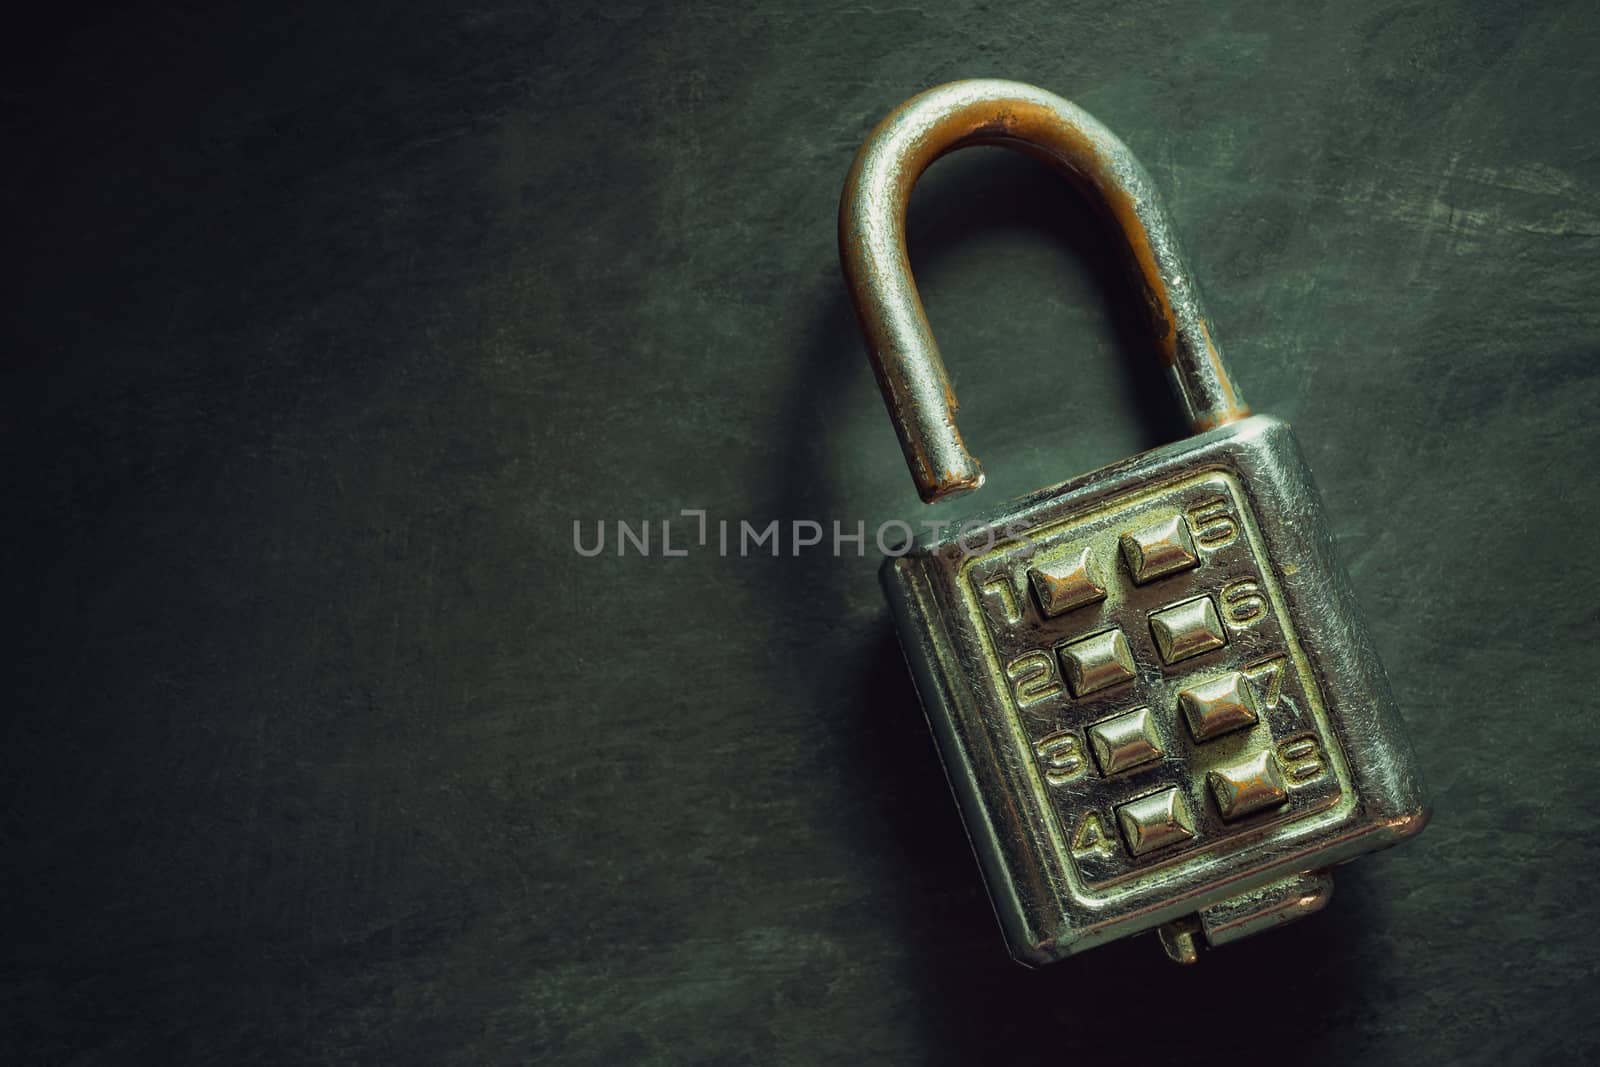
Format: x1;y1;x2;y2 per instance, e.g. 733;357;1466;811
840;80;1428;965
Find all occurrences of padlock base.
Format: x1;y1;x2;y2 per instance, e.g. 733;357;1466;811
1157;869;1335;964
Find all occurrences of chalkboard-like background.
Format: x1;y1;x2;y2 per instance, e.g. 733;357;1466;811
6;3;1597;1063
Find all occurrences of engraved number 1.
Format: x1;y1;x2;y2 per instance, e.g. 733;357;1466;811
980;574;1023;626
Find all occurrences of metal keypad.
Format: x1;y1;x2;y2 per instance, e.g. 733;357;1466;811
965;470;1349;889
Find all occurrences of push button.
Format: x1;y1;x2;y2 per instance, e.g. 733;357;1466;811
1207;750;1289;820
1058;629;1136;697
1087;708;1162;775
1028;546;1107;617
1178;671;1260;742
1150;595;1227;664
1116;787;1196;856
1120;515;1199;584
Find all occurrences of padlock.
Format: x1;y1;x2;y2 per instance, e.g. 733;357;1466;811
840;80;1428;965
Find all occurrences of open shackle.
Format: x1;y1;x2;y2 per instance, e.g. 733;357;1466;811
839;79;1250;503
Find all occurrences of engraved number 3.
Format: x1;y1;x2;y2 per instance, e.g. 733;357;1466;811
1034;730;1086;785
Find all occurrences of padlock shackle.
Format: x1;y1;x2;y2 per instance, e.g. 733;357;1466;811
840;79;1250;503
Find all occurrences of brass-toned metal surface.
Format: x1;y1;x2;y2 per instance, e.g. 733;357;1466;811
1027;546;1107;617
1087;707;1163;776
1149;594;1228;664
1116;788;1196;857
880;417;1428;963
1057;628;1137;697
851;81;1426;966
1208;750;1291;821
1120;514;1201;585
1190;871;1336;955
1179;671;1263;742
839;79;1250;503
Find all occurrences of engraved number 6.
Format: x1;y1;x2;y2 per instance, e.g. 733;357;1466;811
1221;577;1268;627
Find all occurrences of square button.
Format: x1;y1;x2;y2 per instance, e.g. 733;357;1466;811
1207;750;1289;820
1087;708;1163;775
1149;595;1226;665
1028;546;1107;617
1178;671;1260;742
1116;788;1196;856
1120;515;1199;584
1058;629;1136;697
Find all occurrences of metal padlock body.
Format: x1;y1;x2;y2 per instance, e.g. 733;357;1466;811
883;415;1427;963
843;81;1428;965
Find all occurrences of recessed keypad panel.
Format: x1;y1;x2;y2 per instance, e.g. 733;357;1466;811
884;417;1425;962
960;470;1347;892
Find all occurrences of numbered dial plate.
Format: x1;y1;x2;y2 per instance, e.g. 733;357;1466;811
961;471;1350;892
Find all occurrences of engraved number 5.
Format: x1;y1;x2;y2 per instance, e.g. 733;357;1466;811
1185;497;1239;549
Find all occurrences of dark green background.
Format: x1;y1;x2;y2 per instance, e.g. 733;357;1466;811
6;2;1597;1063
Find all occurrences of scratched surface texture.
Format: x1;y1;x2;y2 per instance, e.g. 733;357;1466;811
4;1;1597;1063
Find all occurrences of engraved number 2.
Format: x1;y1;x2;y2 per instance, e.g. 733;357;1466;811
1006;651;1064;708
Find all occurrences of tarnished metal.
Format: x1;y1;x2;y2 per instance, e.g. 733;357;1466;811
840;79;1250;503
844;81;1429;965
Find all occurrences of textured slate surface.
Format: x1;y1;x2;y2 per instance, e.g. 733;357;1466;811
5;2;1598;1062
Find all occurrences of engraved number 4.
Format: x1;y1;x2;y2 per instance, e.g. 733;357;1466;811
1071;811;1114;856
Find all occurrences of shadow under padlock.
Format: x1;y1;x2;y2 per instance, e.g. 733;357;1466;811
825;77;1427;985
